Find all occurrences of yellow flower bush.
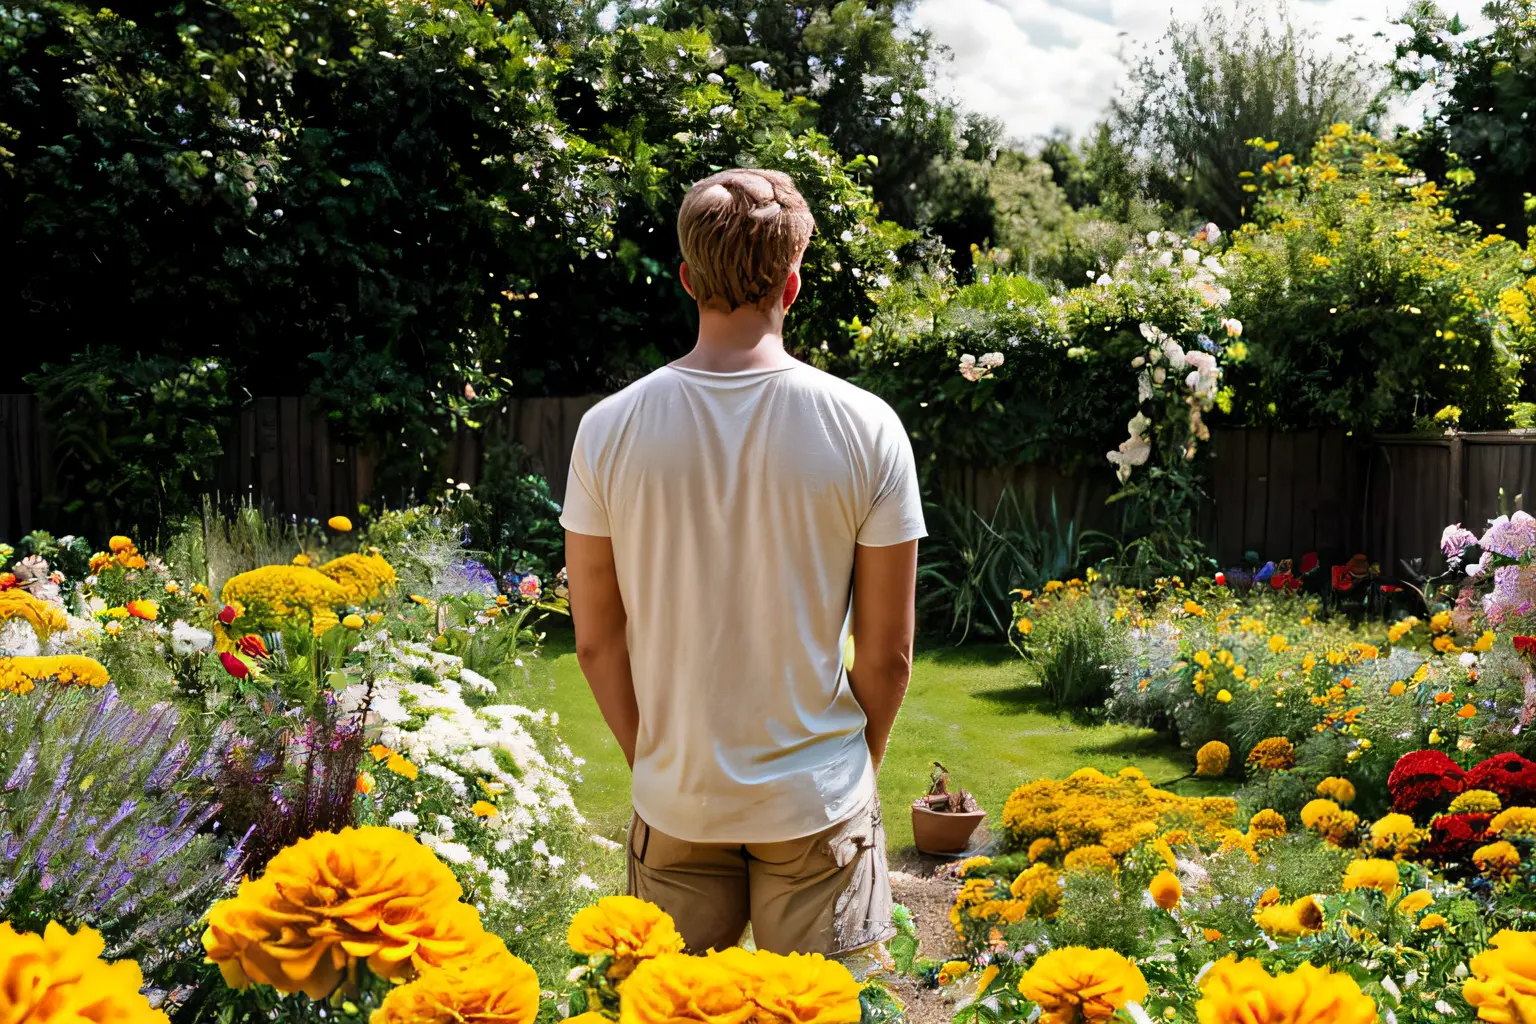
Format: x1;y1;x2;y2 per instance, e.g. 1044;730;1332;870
0;655;109;694
1008;864;1062;917
567;895;686;979
371;940;539;1024
1475;841;1522;881
1248;809;1287;841
1149;870;1181;910
1299;799;1358;846
1196;740;1231;777
1492;807;1536;838
1465;930;1536;1023
1195;957;1376;1024
202;826;491;999
1370;814;1425;858
1063;845;1117;873
0;921;168;1024
219;565;351;636
1001;769;1236;861
1452;790;1505;815
618;949;861;1024
1247;737;1296;772
0;589;68;642
1016;947;1147;1024
1341;858;1401;898
318;551;398;605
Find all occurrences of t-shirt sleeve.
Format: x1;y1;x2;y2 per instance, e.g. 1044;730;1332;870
856;413;927;547
558;417;611;537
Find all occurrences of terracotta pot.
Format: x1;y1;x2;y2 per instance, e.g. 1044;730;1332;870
911;804;987;856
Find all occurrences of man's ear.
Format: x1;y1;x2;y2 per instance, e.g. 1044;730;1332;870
679;262;696;299
782;266;802;311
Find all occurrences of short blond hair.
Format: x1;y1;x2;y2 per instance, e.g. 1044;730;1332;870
677;169;816;311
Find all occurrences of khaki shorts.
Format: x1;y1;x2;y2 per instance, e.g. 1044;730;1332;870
627;789;894;957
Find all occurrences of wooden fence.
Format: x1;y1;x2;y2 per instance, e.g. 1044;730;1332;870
8;390;1536;570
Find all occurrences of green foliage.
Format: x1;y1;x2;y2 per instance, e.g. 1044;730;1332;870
450;440;572;581
1224;126;1535;433
1014;584;1128;713
24;352;230;541
1110;0;1380;227
1393;0;1536;241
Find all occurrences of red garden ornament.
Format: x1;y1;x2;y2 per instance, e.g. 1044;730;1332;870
1331;565;1353;592
1299;552;1319;575
1424;811;1495;866
218;651;250;679
1465;752;1536;808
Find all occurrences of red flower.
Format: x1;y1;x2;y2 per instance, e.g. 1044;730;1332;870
1214;572;1227;587
0;573;17;591
1331;565;1353;592
1466;752;1536;808
218;603;240;625
1380;584;1401;593
1515;635;1536;657
236;634;269;658
1387;749;1466;817
1299;552;1319;575
1424;811;1494;866
218;651;249;679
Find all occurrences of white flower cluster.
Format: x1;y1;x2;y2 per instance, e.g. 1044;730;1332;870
341;635;584;843
1107;322;1228;484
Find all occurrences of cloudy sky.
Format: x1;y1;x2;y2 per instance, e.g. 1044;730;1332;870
908;0;1489;145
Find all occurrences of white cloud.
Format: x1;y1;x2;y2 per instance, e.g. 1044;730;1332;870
912;0;1493;145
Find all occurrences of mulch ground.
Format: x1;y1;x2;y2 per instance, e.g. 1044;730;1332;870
880;867;966;1024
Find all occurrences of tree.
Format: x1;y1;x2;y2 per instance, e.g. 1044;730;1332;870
1110;1;1381;229
1391;0;1536;240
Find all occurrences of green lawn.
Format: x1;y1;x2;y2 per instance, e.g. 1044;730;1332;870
519;630;1207;858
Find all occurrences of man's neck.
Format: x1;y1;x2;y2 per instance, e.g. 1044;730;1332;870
672;305;800;373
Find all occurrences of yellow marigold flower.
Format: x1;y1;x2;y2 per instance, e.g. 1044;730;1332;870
1388;617;1419;643
125;599;158;621
1007;864;1062;921
1451;790;1503;815
202;827;491;999
1248;809;1286;841
328;515;354;532
1301;653;1318;672
164;581;180;594
1196;741;1231;777
1184;600;1207;617
937;960;971;985
471;800;498;819
1067;767;1113;784
1247;737;1296;772
1196;957;1376;1024
1216;688;1233;703
1016;618;1034;635
1044;580;1064;593
1419;913;1449;931
342;613;365;629
1267;634;1289;654
1474;630;1496;652
0;655;110;694
292;553;313;566
0;921;167;1024
1342;858;1402;898
1430;611;1452;633
1475;840;1522;881
1433;635;1458;653
1397;889;1433;916
1389;681;1407;696
371;940;538;1024
1016;947;1147;1024
1492;807;1536;839
319;552;398;605
620;949;861;1024
976;963;1001;991
1370;814;1424;856
1149;870;1181;910
192;582;212;602
1253;897;1324;938
1204;928;1224;941
1299;799;1341;830
386;752;418;781
220;565;350;636
1063;845;1116;874
1150;838;1177;871
1027;838;1058;864
568;896;685;979
1315;777;1356;805
0;589;69;642
1465;930;1536;1021
108;535;134;553
1256;886;1281;909
1194;650;1213;668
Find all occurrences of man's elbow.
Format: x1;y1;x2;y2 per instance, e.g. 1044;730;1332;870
858;647;914;683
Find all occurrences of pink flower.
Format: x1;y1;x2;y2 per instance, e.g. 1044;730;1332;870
1441;523;1478;561
518;575;542;599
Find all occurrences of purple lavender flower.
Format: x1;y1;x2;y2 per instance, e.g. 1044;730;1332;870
444;559;497;596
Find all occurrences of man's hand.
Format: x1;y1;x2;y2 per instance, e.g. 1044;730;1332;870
847;539;918;773
566;531;639;769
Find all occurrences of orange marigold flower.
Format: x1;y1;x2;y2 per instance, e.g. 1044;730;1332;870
567;896;685;980
1197;957;1375;1024
1016;947;1147;1024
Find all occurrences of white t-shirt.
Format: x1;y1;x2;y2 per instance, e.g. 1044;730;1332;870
560;361;926;843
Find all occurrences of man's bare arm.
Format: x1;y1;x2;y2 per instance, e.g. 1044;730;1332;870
566;531;639;769
847;539;918;773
